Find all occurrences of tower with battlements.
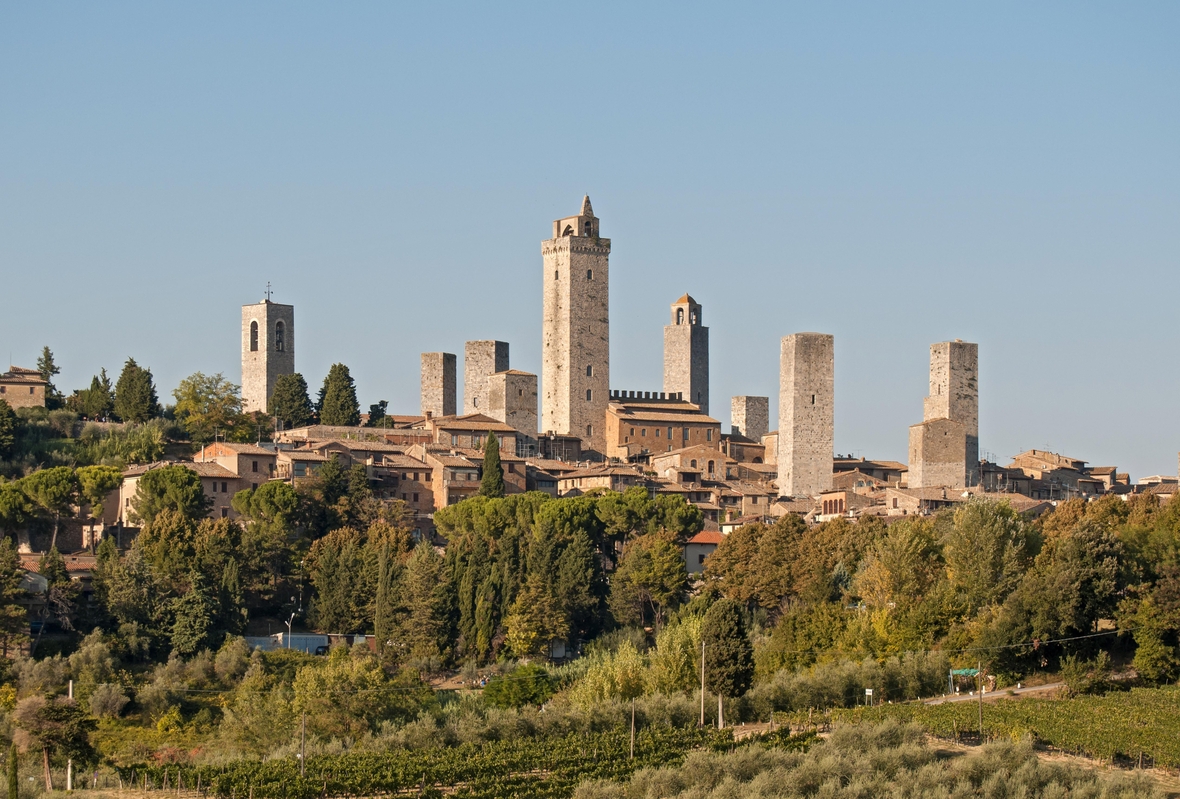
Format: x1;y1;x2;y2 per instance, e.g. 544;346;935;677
663;294;709;415
542;196;610;453
241;297;294;414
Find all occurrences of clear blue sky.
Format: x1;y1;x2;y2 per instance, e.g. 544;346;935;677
2;3;1177;478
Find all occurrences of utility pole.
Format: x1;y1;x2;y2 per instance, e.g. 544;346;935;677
630;698;635;760
67;680;73;792
699;640;706;727
977;661;984;741
300;712;306;777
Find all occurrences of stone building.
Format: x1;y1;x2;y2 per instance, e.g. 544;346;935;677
0;367;48;409
908;340;978;488
464;340;509;414
241;298;295;414
541;196;610;453
420;352;457;417
487;369;538;436
777;333;834;497
730;396;768;441
663;294;709;414
603;391;720;461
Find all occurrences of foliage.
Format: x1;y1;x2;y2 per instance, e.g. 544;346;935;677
479;433;505;498
130;464;212;525
36;346;63;409
113;358;161;423
77;464;122;520
66;369;115;420
609;532;688;628
20;466;79;548
0;538;27;655
76;419;168;466
0;400;15;459
701;599;753;700
317;363;360;427
268;373;315;430
14;696;97;788
483;664;554;709
172;372;256;444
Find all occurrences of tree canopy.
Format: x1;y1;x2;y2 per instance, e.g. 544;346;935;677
268;373;315;430
113;359;160;423
317;364;360;426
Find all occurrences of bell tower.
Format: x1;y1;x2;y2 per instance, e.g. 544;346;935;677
541;196;610;453
663;294;709;414
241;290;295;415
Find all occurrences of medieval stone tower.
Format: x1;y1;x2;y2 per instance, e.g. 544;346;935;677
908;340;979;488
542;196;610;452
731;396;769;441
777;333;834;497
464;340;509;414
663;294;709;414
241;298;295;414
420;352;457;417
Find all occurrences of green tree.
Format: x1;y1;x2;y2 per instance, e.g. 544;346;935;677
609;531;688;628
366;400;388;428
268;373;315;430
113;359;160;423
308;528;368;633
317;364;360;426
67;370;115;420
0;538;27;657
130;464;211;525
372;543;400;659
0;481;31;536
231;480;299;529
173;372;253;444
13;696;96;791
395;542;451;664
171;573;219;656
701;598;754;728
504;575;568;659
0;400;18;458
942;498;1031;617
483;664;553;708
704;517;801;613
8;742;17;799
36;347;63;409
479;433;505;498
77;465;122;546
20;467;79;550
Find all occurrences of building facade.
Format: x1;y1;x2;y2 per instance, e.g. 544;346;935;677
908;340;978;488
487;369;538;436
241;299;295;414
777;333;834;497
464;340;509;414
730;395;769;441
421;352;457;417
541;196;610;453
0;367;48;409
663;294;709;414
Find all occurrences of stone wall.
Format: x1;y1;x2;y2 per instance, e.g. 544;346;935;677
908;418;968;489
917;340;978;486
241;301;295;414
488;370;538;435
464;341;509;415
420;352;456;417
663;296;709;414
541;202;610;453
730;396;769;440
777;333;834;497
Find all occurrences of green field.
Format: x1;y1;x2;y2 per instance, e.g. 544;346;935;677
801;686;1180;768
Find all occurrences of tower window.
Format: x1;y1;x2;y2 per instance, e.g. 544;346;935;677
668;427;674;439
690;460;697;468
275;321;285;352
586;424;593;437
677;308;684;325
250;321;259;352
586;269;593;280
706;429;713;442
585;365;593;376
585;389;592;401
555;270;559;280
811;394;816;405
708;460;715;473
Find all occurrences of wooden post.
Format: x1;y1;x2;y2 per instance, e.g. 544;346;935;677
700;640;706;727
301;712;307;778
977;661;984;741
630;699;635;760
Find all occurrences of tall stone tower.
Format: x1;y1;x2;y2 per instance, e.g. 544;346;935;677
464;340;509;414
420;352;457;417
663;294;709;414
731;396;769;440
542;196;610;453
241;298;294;414
909;340;978;487
488;370;538;435
777;333;834;497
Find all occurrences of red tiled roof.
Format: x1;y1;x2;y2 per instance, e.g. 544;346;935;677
687;530;725;545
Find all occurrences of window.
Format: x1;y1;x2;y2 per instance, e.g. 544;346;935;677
698;554;706;565
508;463;515;473
518;388;524;396
677;308;684;325
221;508;229;518
250;321;259;351
401;493;407;500
473;396;478;407
706;429;713;442
413;493;419;503
708;460;715;474
752;496;758;504
211;482;217;494
586;389;592;401
690;460;697;468
586;424;593;437
629;428;635;436
682;427;689;440
586;365;593;376
811;394;816;405
668;427;674;440
641;428;646;437
555;270;559;280
252;460;259;473
655;428;660;438
221;481;228;493
451;434;458;446
29;387;34;394
586;269;593;280
473;435;482;448
275;321;285;352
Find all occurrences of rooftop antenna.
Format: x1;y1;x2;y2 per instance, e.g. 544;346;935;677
265;281;273;301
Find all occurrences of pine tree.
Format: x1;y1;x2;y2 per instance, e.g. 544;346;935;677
113;358;160;423
0;539;28;657
268;372;315;429
36;347;62;409
317;364;360;426
0;400;16;459
479;433;505;498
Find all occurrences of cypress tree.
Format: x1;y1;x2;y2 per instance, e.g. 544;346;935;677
701;598;754;728
317;364;360;426
268;372;315;429
113;358;160;423
479;433;505;498
373;543;397;659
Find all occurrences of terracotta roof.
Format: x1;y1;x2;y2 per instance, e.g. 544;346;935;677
197;442;274;456
687;530;724;545
429;414;517;432
889;486;970;501
559;465;643;480
429;455;479;468
319;440;407;453
381;455;430;468
20;554;97;574
124;461;238;478
0;367;48;385
1088;466;1117;476
675;293;697;305
281;452;331;462
611;408;721;424
526;459;580;473
494;369;536;377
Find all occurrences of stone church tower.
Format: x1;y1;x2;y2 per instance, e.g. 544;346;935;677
241;297;295;414
542;196;610;453
663;294;709;414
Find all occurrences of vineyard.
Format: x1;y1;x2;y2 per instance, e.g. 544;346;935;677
806;686;1180;769
120;726;814;799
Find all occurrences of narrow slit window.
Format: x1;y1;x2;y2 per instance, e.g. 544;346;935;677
275;321;285;352
250;321;259;352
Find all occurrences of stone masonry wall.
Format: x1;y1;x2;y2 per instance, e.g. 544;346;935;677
421;352;457;417
777;333;834;497
663;298;709;415
921;340;978;485
542;232;610;453
241;301;295;414
908;417;968;489
731;396;769;440
464;341;509;415
488;371;538;436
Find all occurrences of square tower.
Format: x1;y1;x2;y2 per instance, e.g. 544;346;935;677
421;352;457;417
777;333;834;497
730;396;769;441
464;340;509;414
663;294;709;414
542;196;610;453
911;340;979;487
488;370;538;436
241;299;294;414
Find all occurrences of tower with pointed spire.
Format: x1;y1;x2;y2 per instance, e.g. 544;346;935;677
542;196;610;453
663;294;709;414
